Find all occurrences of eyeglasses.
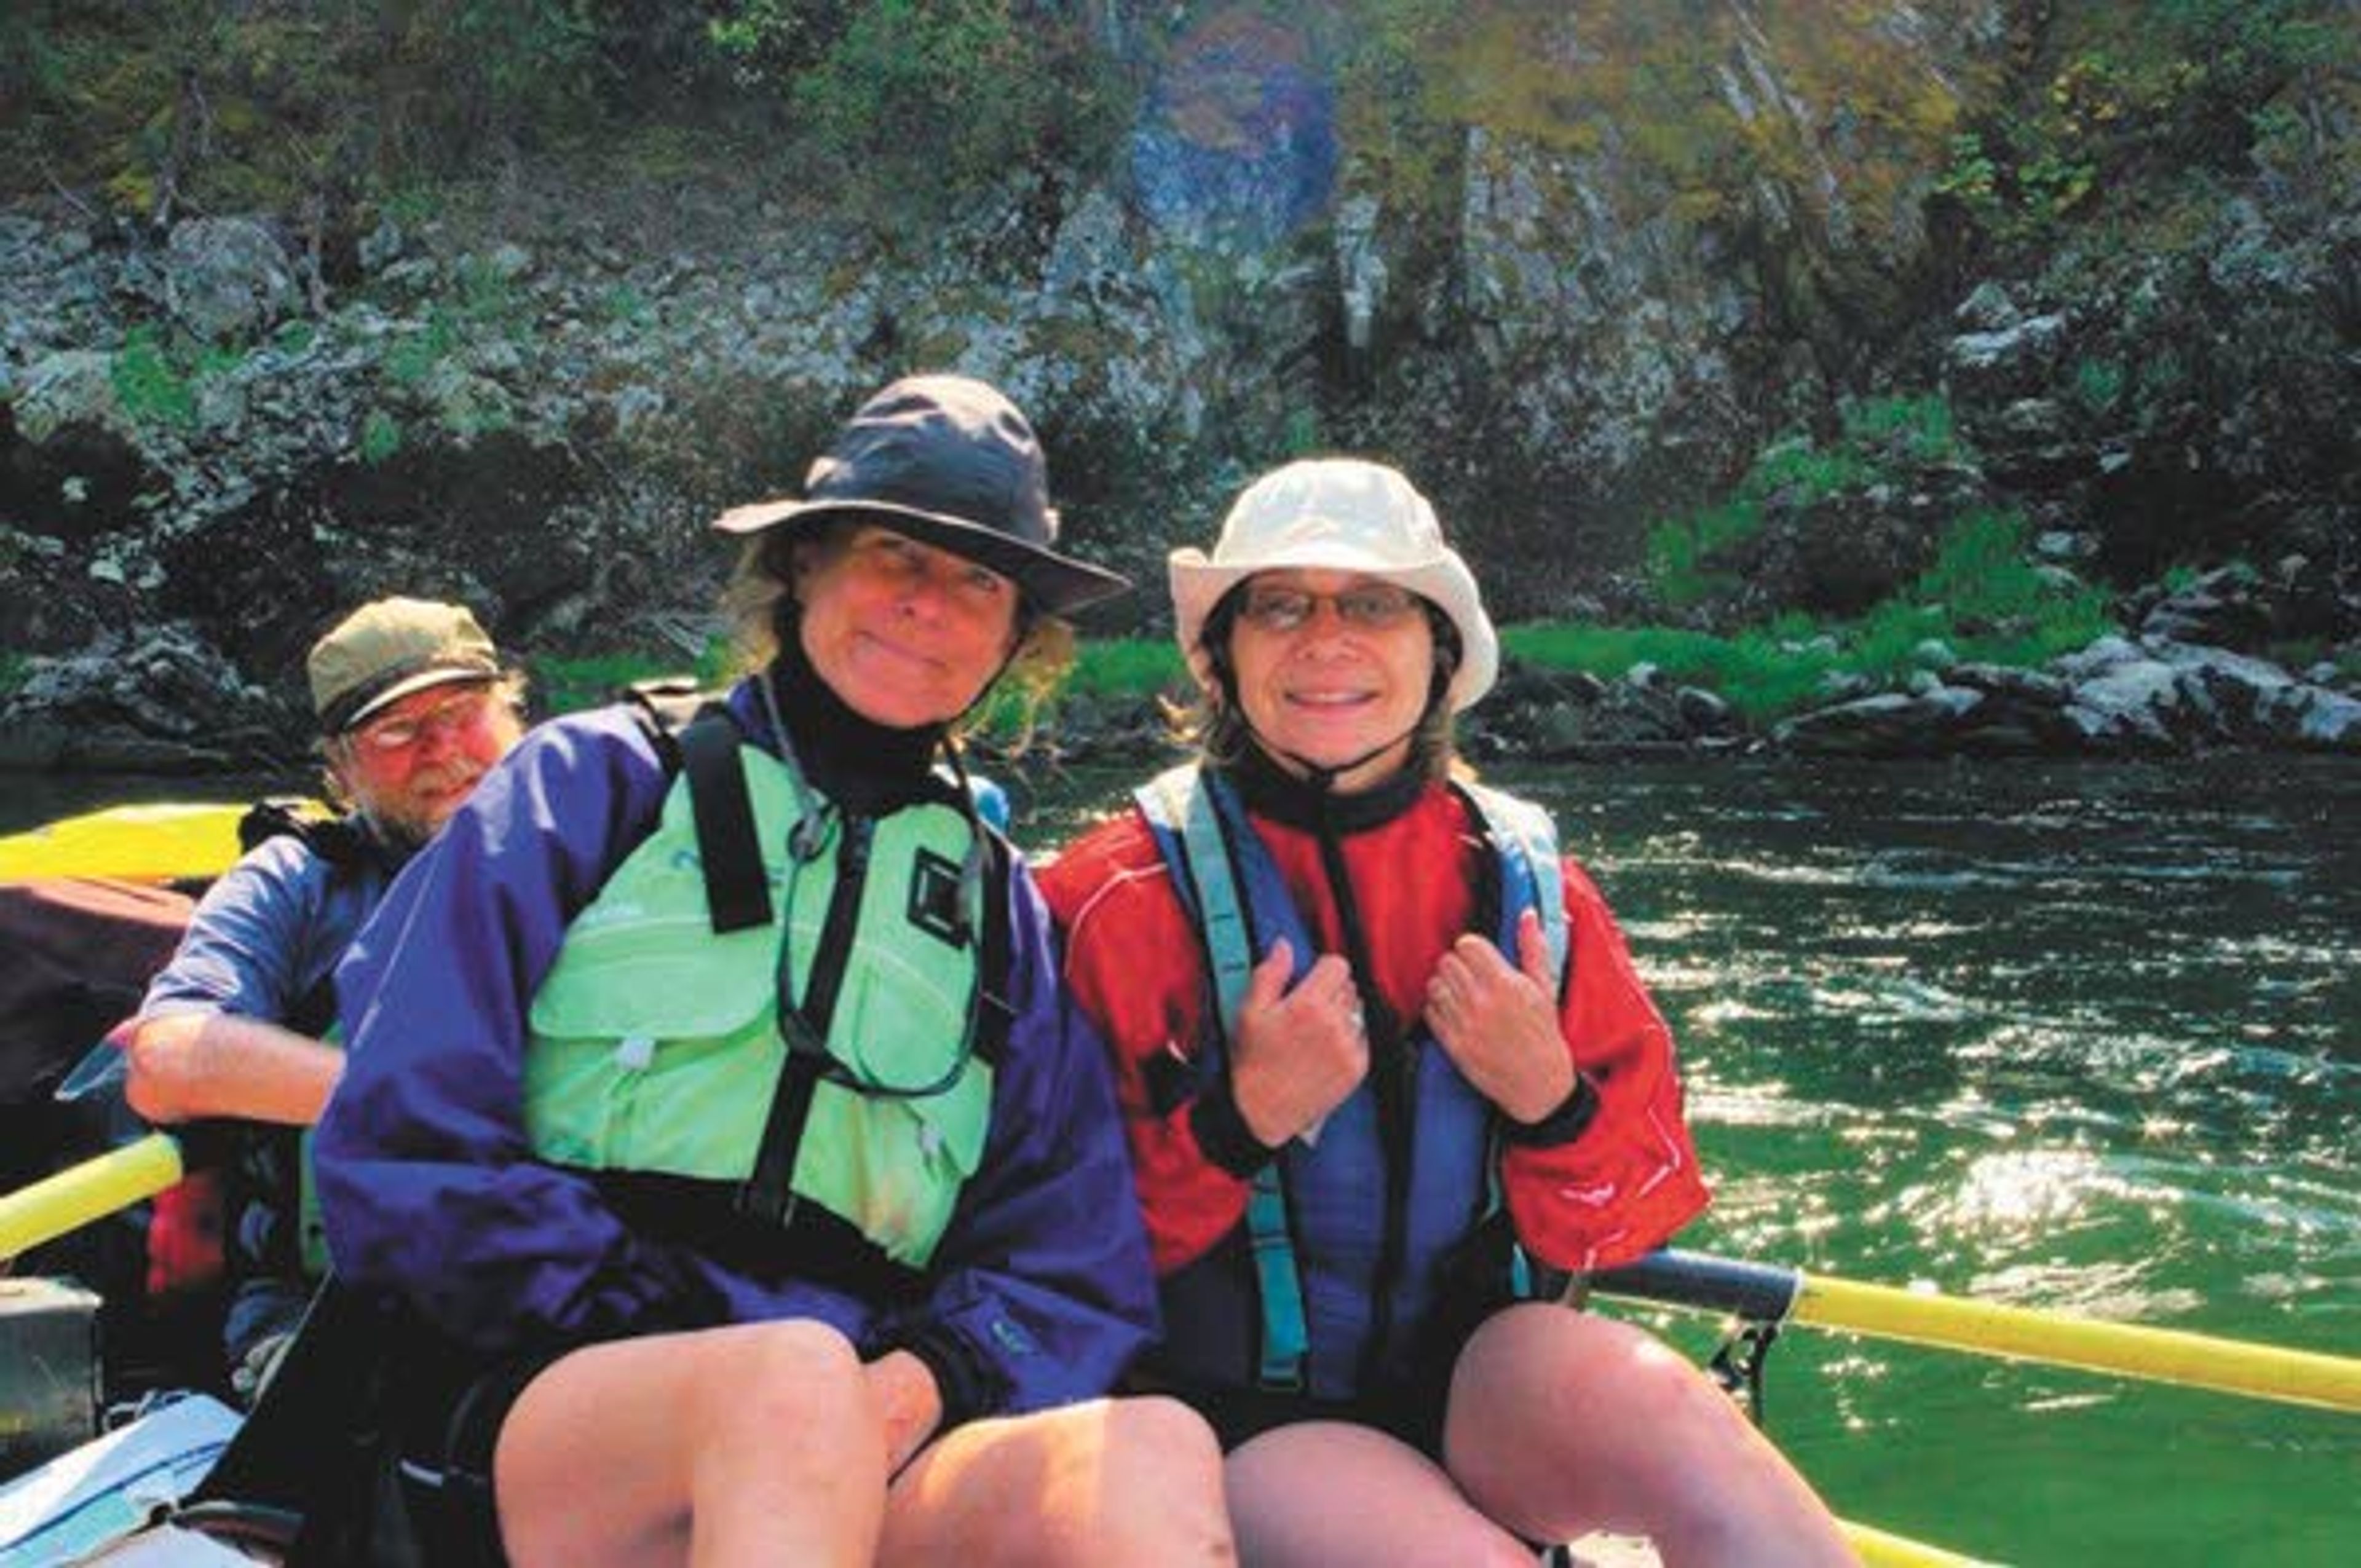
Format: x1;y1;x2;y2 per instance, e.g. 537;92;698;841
352;687;494;753
1236;583;1424;634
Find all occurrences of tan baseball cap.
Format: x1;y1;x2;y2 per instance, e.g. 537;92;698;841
307;596;502;735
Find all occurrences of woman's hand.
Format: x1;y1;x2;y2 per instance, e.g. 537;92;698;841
1229;939;1369;1147
1424;909;1575;1125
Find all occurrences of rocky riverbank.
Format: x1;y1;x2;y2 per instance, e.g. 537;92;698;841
5;7;2355;774
12;604;2354;779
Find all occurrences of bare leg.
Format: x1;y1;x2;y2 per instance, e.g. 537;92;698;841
493;1318;888;1568
1445;1303;1857;1567
1223;1420;1536;1568
880;1394;1233;1568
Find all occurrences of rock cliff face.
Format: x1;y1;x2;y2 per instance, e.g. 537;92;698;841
1;2;2354;767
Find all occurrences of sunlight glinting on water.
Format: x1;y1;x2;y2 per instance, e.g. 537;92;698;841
1968;1258;2204;1322
1515;758;2360;1562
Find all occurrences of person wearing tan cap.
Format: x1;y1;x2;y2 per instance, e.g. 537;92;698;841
301;595;523;849
110;595;526;1400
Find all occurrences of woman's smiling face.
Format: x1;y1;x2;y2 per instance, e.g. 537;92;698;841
1224;567;1434;791
793;524;1021;730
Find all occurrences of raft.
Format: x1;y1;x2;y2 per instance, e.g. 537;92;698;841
0;802;274;885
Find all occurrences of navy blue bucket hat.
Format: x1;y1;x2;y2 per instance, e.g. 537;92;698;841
713;374;1130;615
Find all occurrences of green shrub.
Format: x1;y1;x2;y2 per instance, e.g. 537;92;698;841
111;325;198;429
1841;392;1958;461
2072;358;2125;412
1501;622;1838;724
358;408;403;464
530;647;727;717
1509;503;2118;725
1643;499;1758;607
1065;637;1185;701
772;0;1129;218
1741;438;1866;503
1913;508;2108;647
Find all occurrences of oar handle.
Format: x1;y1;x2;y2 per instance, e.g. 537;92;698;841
1591;1248;2361;1414
0;1132;186;1261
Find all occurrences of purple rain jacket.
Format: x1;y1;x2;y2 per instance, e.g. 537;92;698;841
312;680;1157;1425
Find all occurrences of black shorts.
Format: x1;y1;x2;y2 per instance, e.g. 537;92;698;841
1185;1378;1447;1459
376;1342;564;1568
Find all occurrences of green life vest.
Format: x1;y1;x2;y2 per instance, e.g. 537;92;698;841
523;738;995;1269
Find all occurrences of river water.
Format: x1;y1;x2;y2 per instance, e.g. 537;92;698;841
15;757;2357;1563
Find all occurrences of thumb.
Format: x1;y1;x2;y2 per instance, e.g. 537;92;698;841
1247;937;1295;1010
1516;907;1555;991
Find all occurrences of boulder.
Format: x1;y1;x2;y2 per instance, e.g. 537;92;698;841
165;218;298;343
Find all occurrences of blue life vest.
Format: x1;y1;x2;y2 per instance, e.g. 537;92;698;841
1133;763;1567;1398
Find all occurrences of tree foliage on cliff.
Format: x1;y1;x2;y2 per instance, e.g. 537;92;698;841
0;1;1128;232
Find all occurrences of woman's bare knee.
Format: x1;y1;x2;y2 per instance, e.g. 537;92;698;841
884;1397;1232;1568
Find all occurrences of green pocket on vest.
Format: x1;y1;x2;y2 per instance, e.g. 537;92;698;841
794;1067;989;1267
526;905;783;1178
786;939;994;1265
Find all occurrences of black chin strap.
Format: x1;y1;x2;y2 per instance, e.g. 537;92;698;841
1214;613;1450;793
1239;711;1422;794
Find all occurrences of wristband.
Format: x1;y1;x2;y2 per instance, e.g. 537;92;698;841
1188;1075;1281;1177
1502;1071;1600;1148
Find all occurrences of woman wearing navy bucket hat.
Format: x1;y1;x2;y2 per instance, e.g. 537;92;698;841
307;376;1232;1565
1042;458;1856;1564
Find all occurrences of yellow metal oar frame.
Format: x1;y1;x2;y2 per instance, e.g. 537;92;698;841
0;1132;186;1262
1590;1249;2361;1414
1791;1271;2361;1414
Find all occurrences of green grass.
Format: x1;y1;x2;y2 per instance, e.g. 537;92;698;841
1644;499;1758;607
529;649;725;717
1063;637;1185;700
967;636;1187;747
1642;390;1974;608
358;408;403;464
1500;621;1841;722
529;505;2116;743
1506;509;2116;724
111;326;197;429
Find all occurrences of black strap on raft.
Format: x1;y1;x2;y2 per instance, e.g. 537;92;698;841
238;797;378;870
627;679;772;934
1586;1247;1797;1428
1709;1318;1782;1428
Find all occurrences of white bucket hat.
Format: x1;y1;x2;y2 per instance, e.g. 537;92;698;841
1169;458;1498;711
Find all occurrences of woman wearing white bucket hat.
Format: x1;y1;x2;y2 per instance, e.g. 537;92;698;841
1043;459;1853;1564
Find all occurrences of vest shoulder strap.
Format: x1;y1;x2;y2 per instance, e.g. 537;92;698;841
1133;764;1307;1390
626;679;772;934
1454;780;1568;981
1133;764;1258;1040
